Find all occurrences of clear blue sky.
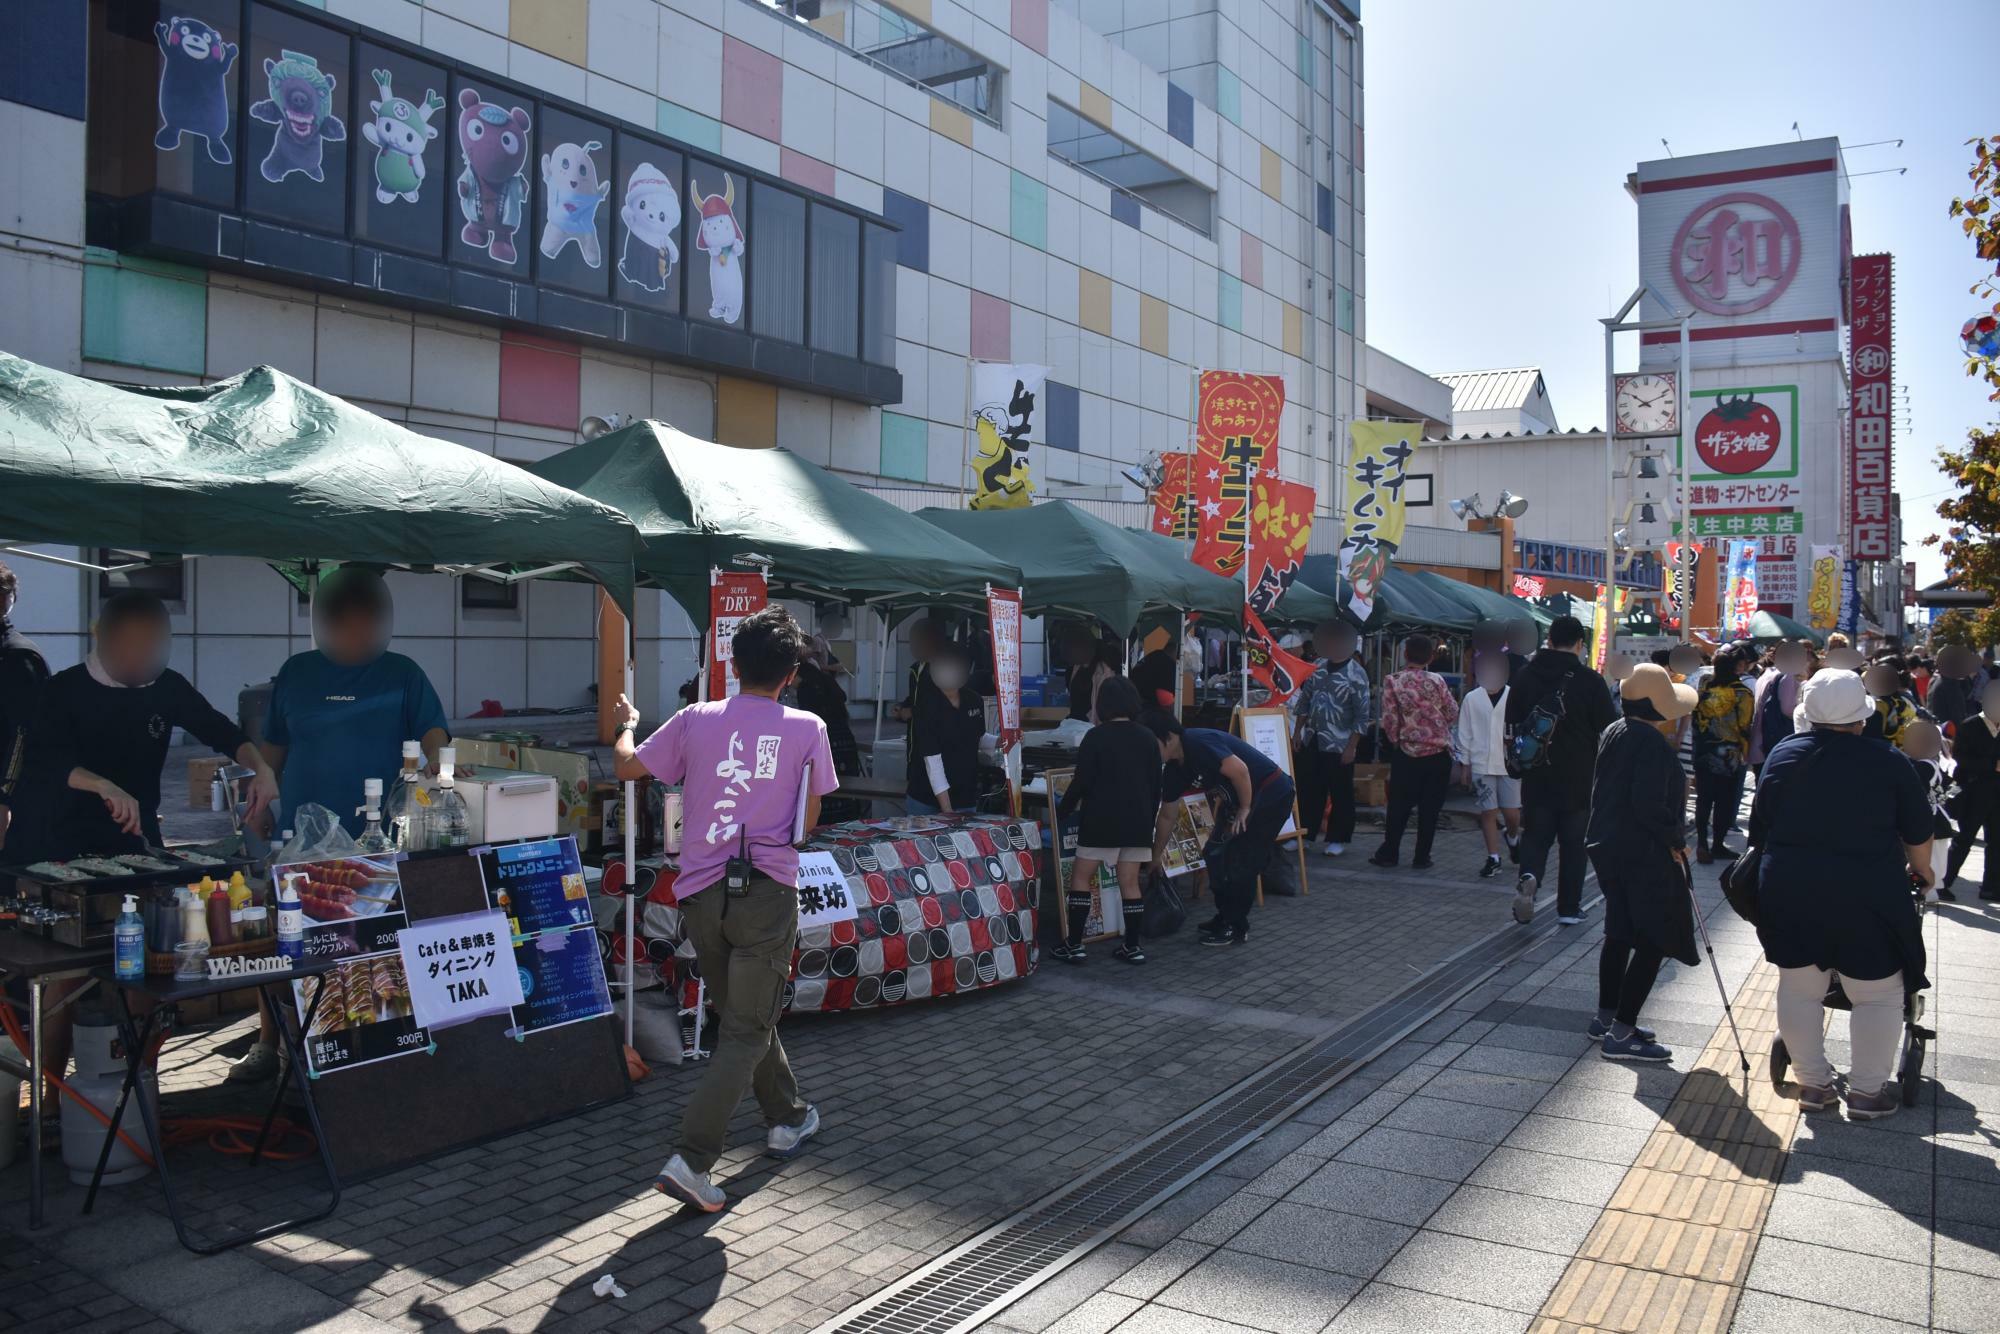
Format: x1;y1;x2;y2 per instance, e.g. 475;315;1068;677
1363;0;1990;585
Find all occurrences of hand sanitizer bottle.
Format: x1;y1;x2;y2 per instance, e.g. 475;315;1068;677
114;895;145;981
276;873;306;961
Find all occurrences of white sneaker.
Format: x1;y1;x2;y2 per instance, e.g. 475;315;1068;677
1557;915;1584;926
653;1153;726;1212
1322;841;1345;857
766;1105;820;1159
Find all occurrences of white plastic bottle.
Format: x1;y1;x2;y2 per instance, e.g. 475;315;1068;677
276;872;306;961
114;895;145;981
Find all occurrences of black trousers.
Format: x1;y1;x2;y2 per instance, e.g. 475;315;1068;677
1946;796;1999;896
1210;780;1296;938
1295;745;1356;843
1693;763;1746;850
1598;938;1665;1028
1519;788;1589;917
1379;750;1451;863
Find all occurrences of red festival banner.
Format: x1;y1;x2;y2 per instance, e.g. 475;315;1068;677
1244;476;1316;701
1150;453;1196;539
1190;372;1286;576
985;586;1023;748
708;569;768;699
1848;253;1894;561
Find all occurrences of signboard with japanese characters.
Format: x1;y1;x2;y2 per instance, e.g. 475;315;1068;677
986;587;1022;747
278;854;427;1078
482;837;593;936
1244;476;1316;702
1683;386;1798;483
399;910;526;1031
794;850;860;928
1635;141;1846;369
708;568;768;699
1341;421;1416;619
1848;253;1894;560
1150;452;1196;539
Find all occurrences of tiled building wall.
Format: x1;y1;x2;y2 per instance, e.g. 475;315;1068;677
0;0;1363;721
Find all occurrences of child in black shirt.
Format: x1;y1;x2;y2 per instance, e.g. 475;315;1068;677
1053;677;1163;964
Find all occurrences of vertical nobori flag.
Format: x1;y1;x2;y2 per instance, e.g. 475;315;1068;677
967;362;1049;511
1340;421;1417;620
1190;372;1286;576
1150;452;1196;539
1244;476;1317;701
1722;540;1760;640
1806;545;1842;632
1590;584;1630;672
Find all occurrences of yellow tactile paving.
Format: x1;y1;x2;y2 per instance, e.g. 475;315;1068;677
1529;960;1815;1333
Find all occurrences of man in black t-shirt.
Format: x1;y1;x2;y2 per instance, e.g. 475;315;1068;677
9;593;278;860
906;643;988;814
1142;712;1293;946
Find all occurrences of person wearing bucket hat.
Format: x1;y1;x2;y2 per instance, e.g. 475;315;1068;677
1751;668;1934;1119
1584;665;1700;1060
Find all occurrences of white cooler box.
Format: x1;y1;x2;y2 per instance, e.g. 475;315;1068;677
457;771;560;844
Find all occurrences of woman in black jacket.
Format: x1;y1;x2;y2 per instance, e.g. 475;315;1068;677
1753;669;1934;1120
1943;678;2000;900
1052;677;1163;964
1585;664;1700;1061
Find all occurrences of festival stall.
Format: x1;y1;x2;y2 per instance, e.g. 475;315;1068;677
0;355;648;1229
1747;609;1825;646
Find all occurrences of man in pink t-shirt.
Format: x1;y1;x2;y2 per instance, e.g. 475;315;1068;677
615;606;838;1212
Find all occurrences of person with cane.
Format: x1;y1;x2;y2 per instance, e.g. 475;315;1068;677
1584;664;1700;1060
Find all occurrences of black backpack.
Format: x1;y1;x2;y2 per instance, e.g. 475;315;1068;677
1504;673;1570;778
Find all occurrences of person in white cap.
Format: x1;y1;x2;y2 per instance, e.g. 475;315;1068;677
1584;664;1700;1061
1750;668;1934;1120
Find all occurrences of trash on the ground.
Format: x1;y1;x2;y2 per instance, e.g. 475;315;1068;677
592;1274;626;1300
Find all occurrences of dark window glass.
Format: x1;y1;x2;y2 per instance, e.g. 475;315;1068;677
98;550;184;603
242;4;350;234
350;43;449;257
750;183;804;343
685;162;747;327
533;106;613;298
861;221;897;367
461;577;519;611
810;204;859;358
447;74;535;275
611;134;682;314
124;0;242;206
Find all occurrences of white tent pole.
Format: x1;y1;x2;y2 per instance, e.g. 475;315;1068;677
871;609;891;755
622;619;637;1051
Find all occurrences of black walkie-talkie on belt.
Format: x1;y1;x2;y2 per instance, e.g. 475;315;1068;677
725;825;755;894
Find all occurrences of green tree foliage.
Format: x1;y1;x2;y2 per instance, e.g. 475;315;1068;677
1927;424;2000;646
1948;134;2000;400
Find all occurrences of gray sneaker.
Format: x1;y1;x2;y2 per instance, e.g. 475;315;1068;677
1511;873;1537;925
766;1105;820;1159
226;1042;279;1083
654;1153;727;1212
1794;1083;1839;1112
1845;1086;1901;1121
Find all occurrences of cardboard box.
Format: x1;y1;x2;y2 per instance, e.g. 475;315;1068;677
1353;762;1389;809
187;756;226;806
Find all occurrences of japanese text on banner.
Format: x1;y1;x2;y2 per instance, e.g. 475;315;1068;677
1190;372;1285;576
1848;255;1894;561
986;587;1022;746
1806;545;1842;631
1340;421;1416;619
1244;475;1316;701
1723;540;1760;639
1150;452;1196;539
1591;584;1629;672
968;362;1049;511
793;851;860;928
709;569;768;699
398;910;527;1031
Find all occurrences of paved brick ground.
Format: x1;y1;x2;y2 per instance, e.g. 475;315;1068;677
3;799;1534;1333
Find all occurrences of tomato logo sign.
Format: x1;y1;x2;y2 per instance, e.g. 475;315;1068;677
1695;395;1782;475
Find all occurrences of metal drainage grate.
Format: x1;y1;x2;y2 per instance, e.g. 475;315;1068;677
812;897;1597;1334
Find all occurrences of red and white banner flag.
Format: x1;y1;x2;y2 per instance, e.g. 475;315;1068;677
986;586;1023;748
1190;372;1285;577
1244;476;1317;702
708;569;768;699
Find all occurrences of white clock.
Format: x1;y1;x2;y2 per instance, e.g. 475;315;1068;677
1614;372;1679;436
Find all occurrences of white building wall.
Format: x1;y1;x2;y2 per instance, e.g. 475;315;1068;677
3;0;1366;721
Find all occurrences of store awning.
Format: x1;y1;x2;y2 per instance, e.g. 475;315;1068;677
1748;609;1825;646
0;354;641;612
918;501;1240;634
526;419;1019;625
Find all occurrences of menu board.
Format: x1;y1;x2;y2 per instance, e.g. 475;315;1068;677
273;854;430;1077
474;836;613;1038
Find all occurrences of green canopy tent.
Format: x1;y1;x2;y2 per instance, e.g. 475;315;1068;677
1293;556;1480;633
525;419;1020;627
0;354;642;612
1748;609;1825;646
918;501;1239;633
1406;570;1543;631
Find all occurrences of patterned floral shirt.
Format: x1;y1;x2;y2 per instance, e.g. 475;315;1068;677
1380;668;1459;759
1291;657;1371;754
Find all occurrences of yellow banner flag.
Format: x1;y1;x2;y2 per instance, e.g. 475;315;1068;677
1339;421;1418;618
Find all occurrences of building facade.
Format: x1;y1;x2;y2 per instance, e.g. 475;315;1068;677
1;0;1376;720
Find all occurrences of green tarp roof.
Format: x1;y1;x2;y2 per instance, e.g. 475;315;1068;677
1406;570;1543;629
526;419;1020;626
1748;609;1825;645
918;501;1241;634
0;355;641;611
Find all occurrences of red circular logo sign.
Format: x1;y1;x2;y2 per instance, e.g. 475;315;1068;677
1671;192;1801;317
1694;395;1782;475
